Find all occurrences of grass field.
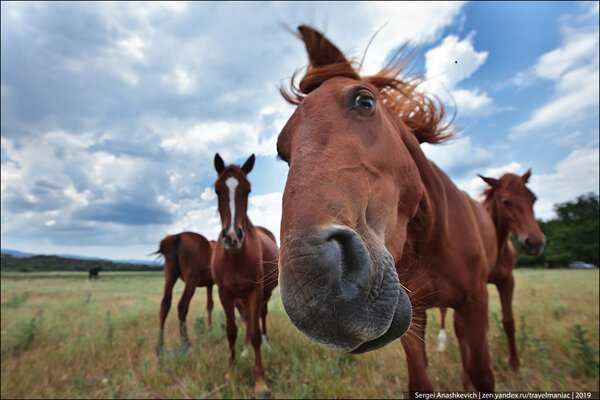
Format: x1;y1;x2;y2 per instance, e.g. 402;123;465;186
1;268;598;398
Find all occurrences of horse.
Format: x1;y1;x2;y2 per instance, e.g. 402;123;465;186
155;232;215;353
437;170;546;378
88;266;102;280
210;153;279;398
276;25;499;393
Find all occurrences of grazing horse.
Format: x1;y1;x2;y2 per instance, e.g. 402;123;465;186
210;153;279;398
88;266;102;280
437;170;546;379
155;232;215;353
277;25;498;393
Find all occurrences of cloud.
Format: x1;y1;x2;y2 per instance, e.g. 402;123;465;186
423;32;492;116
510;7;599;137
355;2;466;75
421;135;494;176
248;192;283;245
528;147;599;220
511;64;599;135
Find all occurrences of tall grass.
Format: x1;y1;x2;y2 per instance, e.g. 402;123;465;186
1;269;598;398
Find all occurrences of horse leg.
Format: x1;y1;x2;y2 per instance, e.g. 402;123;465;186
460;298;495;392
260;300;271;350
157;269;178;354
437;307;448;351
453;311;474;390
206;284;214;329
400;308;434;393
497;274;520;372
236;300;251;358
247;290;270;398
177;281;196;348
219;290;238;365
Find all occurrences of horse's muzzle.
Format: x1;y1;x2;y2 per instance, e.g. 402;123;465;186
222;226;244;250
519;236;546;256
279;225;412;352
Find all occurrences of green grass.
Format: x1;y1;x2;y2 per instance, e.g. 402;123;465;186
1;269;598;398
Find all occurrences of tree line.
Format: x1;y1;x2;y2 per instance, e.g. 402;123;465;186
1;193;597;272
0;254;163;273
513;192;599;268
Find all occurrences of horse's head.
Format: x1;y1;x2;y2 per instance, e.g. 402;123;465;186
276;26;451;353
480;169;546;256
214;153;255;251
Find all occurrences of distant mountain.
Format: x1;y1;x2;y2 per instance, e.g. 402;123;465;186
1;248;159;266
1;249;34;258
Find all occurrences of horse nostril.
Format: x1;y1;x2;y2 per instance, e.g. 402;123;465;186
525;238;532;247
236;227;244;241
221;229;227;239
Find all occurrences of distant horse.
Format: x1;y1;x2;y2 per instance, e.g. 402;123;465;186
211;153;279;398
155;232;215;353
437;170;545;380
277;25;498;392
88;266;102;280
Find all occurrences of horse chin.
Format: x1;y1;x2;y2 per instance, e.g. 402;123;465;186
349;284;412;353
280;227;412;353
223;242;244;252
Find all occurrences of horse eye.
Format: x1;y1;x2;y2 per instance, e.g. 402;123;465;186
354;93;375;111
503;200;512;206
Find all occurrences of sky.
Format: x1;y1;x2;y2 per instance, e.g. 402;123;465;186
1;1;598;262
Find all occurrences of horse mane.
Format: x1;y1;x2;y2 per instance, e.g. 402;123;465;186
280;27;454;145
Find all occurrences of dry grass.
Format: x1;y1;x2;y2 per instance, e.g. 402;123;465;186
1;269;598;398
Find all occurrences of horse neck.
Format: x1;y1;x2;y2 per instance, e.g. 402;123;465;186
400;130;450;250
483;195;510;249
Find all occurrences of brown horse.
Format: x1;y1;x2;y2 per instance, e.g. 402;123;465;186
277;25;499;393
437;170;545;379
155;232;215;353
210;153;279;397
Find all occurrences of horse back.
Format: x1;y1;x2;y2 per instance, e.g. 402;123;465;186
159;232;213;287
179;232;213;286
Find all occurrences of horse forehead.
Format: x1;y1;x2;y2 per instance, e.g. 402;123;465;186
308;76;373;102
225;176;239;192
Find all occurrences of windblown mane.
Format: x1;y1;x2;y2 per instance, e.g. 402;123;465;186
280;26;454;145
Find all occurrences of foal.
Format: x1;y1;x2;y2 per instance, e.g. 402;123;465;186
438;170;545;379
211;153;279;397
155;232;214;352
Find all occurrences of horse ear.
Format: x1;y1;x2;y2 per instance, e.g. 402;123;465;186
214;153;225;174
478;174;500;188
521;169;531;184
241;154;255;175
298;25;352;68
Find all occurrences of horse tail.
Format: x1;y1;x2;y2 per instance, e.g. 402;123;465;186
156;234;183;279
172;234;182;278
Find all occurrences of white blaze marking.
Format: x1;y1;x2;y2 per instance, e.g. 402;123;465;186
225;177;239;230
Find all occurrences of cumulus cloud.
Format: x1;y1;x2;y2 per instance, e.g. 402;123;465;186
510;5;599;137
423;32;493;116
528;148;599;220
421;135;494;176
